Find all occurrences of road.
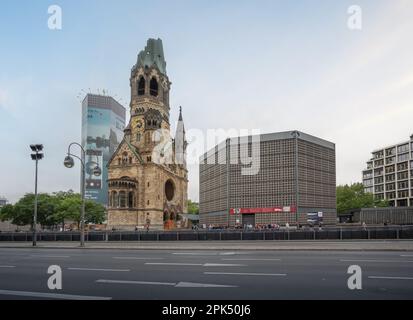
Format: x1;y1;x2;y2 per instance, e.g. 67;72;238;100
0;248;412;300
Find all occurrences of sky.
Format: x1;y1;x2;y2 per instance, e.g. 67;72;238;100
1;0;413;203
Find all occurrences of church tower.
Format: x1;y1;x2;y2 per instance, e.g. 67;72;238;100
107;38;188;230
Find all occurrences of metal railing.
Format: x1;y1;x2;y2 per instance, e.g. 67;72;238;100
1;226;412;242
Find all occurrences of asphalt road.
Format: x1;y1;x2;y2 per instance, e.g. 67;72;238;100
0;248;412;300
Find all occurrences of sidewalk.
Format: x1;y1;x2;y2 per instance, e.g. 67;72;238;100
1;240;413;251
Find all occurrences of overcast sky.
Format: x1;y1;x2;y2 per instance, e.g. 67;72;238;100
1;0;413;203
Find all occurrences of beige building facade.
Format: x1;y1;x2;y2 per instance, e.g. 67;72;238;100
107;38;188;230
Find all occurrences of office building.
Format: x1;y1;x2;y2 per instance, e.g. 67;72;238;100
81;94;126;205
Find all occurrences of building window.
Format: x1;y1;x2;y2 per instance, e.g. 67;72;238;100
128;192;134;208
138;77;145;95
113;191;118;208
119;191;127;208
136;133;141;142
150;77;158;96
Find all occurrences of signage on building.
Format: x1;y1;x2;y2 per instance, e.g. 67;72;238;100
229;206;296;215
307;212;323;224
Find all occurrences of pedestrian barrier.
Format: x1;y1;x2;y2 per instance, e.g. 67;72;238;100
0;226;413;242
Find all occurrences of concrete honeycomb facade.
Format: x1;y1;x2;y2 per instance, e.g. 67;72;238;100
199;131;337;227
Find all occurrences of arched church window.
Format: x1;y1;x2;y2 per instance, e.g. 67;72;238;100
138;77;145;96
122;152;128;164
119;191;127;208
150;77;158;97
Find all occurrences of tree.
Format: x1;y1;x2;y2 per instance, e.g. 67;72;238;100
0;191;106;229
337;183;388;214
51;193;106;228
0;193;57;227
187;200;199;215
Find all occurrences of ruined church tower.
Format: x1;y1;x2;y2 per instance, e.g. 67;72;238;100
107;38;188;230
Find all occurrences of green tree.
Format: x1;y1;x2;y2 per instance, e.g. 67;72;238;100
337;183;388;214
0;191;106;229
0;193;57;227
187;200;199;215
51;193;106;228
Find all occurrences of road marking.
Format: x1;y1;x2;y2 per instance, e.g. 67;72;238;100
30;255;70;258
0;289;111;300
205;272;287;277
146;263;202;266
171;252;251;256
68;267;130;272
221;258;281;261
369;276;413;280
96;280;237;288
400;255;413;257
113;257;164;260
96;279;176;286
340;259;413;263
145;263;246;267
203;263;246;267
0;266;16;268
172;253;218;256
175;282;238;288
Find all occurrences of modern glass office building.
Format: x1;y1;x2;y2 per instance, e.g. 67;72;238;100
81;94;126;206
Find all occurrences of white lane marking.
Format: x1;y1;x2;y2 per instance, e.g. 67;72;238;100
175;282;238;288
340;259;413;263
171;252;251;256
0;289;111;300
96;279;237;288
145;263;202;266
172;253;218;256
68;267;130;272
0;266;16;268
203;263;246;267
145;263;246;267
30;255;70;258
221;258;281;261
113;257;164;260
96;279;176;286
369;276;413;280
205;272;287;276
400;255;413;257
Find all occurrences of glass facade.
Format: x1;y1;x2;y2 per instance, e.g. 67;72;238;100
81;94;126;206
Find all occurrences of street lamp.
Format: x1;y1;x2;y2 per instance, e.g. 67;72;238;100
291;131;300;228
30;144;44;247
63;143;101;247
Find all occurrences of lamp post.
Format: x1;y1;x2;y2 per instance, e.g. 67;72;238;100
30;144;44;247
291;131;300;228
64;143;101;247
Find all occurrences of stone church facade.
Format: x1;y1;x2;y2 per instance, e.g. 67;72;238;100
107;38;188;230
